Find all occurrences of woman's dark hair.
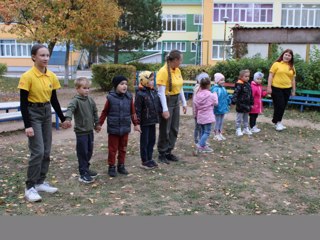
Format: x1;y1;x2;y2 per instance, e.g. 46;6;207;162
31;44;48;62
166;50;182;92
200;77;210;89
276;49;295;72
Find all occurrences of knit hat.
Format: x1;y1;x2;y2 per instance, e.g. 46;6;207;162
214;73;225;84
112;75;128;89
254;72;264;81
195;72;210;83
139;71;154;87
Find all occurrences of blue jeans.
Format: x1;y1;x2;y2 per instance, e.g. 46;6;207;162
194;118;202;144
199;123;212;147
76;132;94;175
214;114;225;133
140;125;156;162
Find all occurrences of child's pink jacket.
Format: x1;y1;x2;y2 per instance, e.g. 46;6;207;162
194;89;218;124
250;81;267;114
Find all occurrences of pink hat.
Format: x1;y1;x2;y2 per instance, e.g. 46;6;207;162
214;73;225;84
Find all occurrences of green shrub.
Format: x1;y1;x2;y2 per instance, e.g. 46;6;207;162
128;62;162;71
91;64;136;92
0;63;7;76
180;65;212;80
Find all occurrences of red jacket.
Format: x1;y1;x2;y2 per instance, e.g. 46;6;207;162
250;81;267;114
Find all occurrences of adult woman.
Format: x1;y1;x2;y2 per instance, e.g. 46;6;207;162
267;49;296;131
157;50;187;164
18;44;68;202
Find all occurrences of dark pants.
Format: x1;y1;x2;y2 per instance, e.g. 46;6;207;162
271;86;291;124
140;125;156;163
76;132;94;176
26;105;52;189
158;94;180;154
249;113;258;128
108;133;129;166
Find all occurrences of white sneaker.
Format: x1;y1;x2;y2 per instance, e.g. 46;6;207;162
219;133;226;140
275;122;284;131
25;187;42;202
35;182;58;193
236;128;243;137
198;145;213;153
214;134;223;141
242;127;252;135
251;126;261;133
278;122;286;129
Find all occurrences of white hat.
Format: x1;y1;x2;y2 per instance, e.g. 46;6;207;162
196;72;210;83
214;73;225;83
254;72;264;81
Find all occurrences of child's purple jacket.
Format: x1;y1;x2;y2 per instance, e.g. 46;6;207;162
194;89;218;124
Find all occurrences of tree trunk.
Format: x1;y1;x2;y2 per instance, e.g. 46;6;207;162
114;36;120;64
64;40;71;87
48;41;56;56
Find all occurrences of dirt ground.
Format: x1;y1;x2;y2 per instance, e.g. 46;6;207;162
1;88;320;215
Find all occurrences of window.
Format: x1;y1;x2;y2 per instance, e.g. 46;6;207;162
0;40;33;57
163;42;186;52
144;42;162;51
213;3;273;23
194;14;203;25
191;41;202;52
282;4;320;27
162;14;186;31
212;41;232;60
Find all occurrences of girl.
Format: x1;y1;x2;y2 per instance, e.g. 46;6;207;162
194;77;218;153
157;50;187;164
231;69;254;137
267;49;296;131
211;73;230;141
249;72;267;133
18;44;68;202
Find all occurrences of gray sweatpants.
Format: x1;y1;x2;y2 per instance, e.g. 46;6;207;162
157;94;180;154
235;112;249;129
26;105;52;189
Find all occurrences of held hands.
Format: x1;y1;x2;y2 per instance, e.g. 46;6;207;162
95;124;102;133
61;120;72;129
134;125;142;133
267;86;272;94
162;111;170;119
25;127;34;137
182;106;187;114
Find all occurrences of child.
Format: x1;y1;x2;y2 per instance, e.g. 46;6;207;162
99;75;141;177
193;71;209;145
231;69;254;137
135;71;161;169
193;77;218;153
64;77;101;184
250;72;268;133
211;73;231;141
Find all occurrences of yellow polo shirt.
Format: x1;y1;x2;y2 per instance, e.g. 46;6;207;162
156;64;183;95
18;66;61;103
270;61;296;89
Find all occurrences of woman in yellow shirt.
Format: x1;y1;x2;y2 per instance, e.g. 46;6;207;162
157;50;187;164
267;49;296;131
18;44;69;202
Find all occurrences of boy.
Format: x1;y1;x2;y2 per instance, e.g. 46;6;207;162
99;75;141;177
64;77;101;183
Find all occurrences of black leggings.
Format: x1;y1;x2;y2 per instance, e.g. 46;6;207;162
249;113;258;128
271;86;291;124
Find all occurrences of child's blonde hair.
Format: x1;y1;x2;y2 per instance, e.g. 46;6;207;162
74;77;91;89
239;69;250;79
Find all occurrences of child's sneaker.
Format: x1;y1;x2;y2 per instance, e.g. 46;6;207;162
35;182;58;193
214;134;223;141
25;187;42;202
219;133;226;140
78;173;95;184
275;122;286;131
251;126;261;133
117;164;129;175
197;145;213;153
87;169;98;178
236;128;243;137
242;127;252;135
108;165;117;177
140;161;156;170
150;160;159;168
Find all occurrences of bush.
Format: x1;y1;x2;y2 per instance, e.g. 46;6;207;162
128;62;162;72
0;63;7;76
91;64;136;92
180;65;212;80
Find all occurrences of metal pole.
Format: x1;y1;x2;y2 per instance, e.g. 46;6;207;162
223;16;229;61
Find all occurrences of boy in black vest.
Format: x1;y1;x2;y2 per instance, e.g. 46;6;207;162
99;76;141;177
